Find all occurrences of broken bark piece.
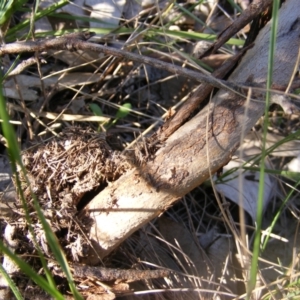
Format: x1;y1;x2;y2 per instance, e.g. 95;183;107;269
72;264;170;282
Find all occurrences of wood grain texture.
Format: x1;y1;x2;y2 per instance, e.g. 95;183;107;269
85;0;300;262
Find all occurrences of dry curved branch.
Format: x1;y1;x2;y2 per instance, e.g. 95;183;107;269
0;32;247;93
83;0;300;262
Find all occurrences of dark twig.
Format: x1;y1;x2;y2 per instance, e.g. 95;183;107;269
0;31;95;54
149;44;254;144
199;0;273;58
0;31;241;94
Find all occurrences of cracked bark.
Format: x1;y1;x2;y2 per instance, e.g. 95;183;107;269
84;0;300;263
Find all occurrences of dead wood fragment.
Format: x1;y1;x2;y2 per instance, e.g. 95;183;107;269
72;264;170;282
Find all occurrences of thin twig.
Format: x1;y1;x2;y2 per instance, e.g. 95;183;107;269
0;32;241;93
199;0;273;58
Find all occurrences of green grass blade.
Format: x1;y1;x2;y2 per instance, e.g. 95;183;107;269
173;2;215;33
247;0;280;297
0;75;81;298
35;207;84;300
226;0;243;14
0;4;77;295
5;0;69;40
261;178;300;250
0;240;65;300
153;28;244;46
0;263;23;300
0;76;59;292
0;85;22;166
50;12;120;27
0;0;14;26
14;173;59;290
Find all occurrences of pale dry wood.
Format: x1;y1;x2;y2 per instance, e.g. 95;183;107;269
7;102;110;122
85;0;300;262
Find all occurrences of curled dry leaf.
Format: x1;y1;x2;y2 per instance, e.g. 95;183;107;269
215;158;274;221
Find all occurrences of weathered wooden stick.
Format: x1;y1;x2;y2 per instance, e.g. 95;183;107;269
84;0;300;262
